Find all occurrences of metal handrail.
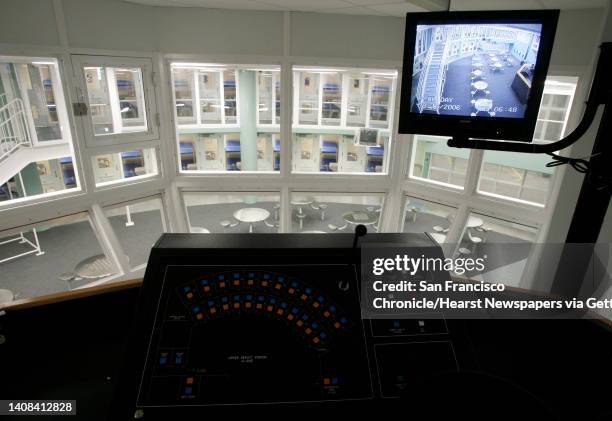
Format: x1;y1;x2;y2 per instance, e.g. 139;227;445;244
0;98;31;162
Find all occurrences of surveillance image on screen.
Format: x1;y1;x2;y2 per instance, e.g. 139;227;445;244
410;22;542;119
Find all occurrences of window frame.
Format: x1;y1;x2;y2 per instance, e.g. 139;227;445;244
71;54;160;147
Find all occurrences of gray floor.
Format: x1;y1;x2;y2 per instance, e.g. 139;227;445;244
0;221;109;300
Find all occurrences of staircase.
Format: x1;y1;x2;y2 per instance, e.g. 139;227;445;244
0;96;71;187
416;41;447;114
0;97;31;164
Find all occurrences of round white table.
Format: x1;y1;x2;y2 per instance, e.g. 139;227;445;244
467;216;484;228
472;69;483;77
474;98;493;112
191;226;210;233
343;211;378;226
291;197;314;214
233;207;271;233
75;254;115;279
0;289;14;305
473;81;488;91
430;233;446;244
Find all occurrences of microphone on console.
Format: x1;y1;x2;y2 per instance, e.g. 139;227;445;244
352;224;368;249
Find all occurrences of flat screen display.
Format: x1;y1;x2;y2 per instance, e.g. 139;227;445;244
410;22;542;119
399;11;559;141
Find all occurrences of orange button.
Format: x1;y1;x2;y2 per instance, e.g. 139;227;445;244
301;294;308;301
186;292;193;299
313;337;320;344
203;286;210;292
323;378;330;385
305;328;312;335
245;302;252;309
261;281;268;287
210;308;217;314
233;303;240;309
186;377;194;385
196;313;203;320
219;282;226;288
323;311;330;317
296;320;304;327
275;284;282;290
276;309;284;315
266;305;273;312
287;314;294;321
334;322;341;329
313;302;320;308
222;304;229;310
256;303;263;310
288;288;295;294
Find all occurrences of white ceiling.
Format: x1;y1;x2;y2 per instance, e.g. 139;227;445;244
124;0;608;16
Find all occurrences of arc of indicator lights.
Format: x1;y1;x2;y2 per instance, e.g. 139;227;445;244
187;292;348;347
180;271;350;329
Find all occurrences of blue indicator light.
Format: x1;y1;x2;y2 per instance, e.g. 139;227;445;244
292;308;299;314
183;286;190;292
184;386;193;394
329;306;336;312
317;296;325;302
311;322;319;329
305;288;312;294
208;300;214;306
246;294;253;300
320;332;327;339
340;317;348;324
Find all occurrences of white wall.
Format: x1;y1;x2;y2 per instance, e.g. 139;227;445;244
0;0;605;66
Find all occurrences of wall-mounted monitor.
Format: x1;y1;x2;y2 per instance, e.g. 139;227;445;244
355;128;379;146
399;10;559;142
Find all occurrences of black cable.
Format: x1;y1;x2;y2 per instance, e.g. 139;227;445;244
546;152;612;190
546;152;591;174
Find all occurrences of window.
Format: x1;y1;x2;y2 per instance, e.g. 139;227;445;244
409;135;469;189
455;212;537;287
171;63;281;173
477;78;577;206
72;55;158;146
0;56;78;207
292;67;397;174
289;192;384;233
104;197;166;268
402;197;457;243
182;192;280;233
0;213;117;300
92;148;158;186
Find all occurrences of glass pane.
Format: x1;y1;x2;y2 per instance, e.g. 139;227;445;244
173;68;196;124
402;197;457;243
298;71;320;125
11;63;62;141
347;73;369;127
292;67;396;174
258;72;273;124
116;68;146;129
84;66;148;136
290;192;384;233
456;213;537;287
369;75;393;128
321;72;342;126
223;70;237;124
479;152;552;205
0;157;77;204
199;71;222;124
0;57;78;207
172;64;280;173
0;213;117;300
183;192;280;233
410;135;468;189
104;198;164;268
92;148;158;186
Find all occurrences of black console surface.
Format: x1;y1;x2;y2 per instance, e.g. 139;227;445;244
0;234;611;421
